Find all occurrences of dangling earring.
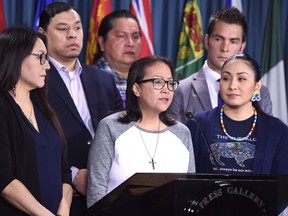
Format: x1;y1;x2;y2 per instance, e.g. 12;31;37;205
251;89;261;102
12;85;16;98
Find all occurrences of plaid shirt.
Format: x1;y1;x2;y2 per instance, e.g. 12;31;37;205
94;57;127;107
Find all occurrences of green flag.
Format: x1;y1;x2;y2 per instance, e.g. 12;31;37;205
176;0;204;80
261;0;287;125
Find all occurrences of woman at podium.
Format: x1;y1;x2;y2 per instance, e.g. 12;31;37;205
87;56;196;208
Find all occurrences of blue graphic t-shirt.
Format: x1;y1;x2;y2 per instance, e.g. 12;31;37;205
209;112;257;174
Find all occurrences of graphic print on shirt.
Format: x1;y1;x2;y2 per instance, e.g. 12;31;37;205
209;141;255;167
210;113;257;174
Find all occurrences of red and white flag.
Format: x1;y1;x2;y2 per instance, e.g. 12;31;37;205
130;0;154;58
0;0;6;32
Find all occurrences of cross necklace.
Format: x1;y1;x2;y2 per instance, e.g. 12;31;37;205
137;121;160;170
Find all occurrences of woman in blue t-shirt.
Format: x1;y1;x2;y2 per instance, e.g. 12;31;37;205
186;53;288;175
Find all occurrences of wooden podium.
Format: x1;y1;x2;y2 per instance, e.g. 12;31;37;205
83;173;287;216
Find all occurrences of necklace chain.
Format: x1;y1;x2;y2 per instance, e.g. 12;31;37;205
220;105;257;141
137;121;160;170
22;103;34;126
10;92;34;126
28;104;34;126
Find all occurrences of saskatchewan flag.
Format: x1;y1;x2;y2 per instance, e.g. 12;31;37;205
261;0;288;125
175;0;204;80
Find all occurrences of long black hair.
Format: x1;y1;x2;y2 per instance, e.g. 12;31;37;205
0;26;66;145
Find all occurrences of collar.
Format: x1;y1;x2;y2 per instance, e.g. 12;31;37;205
49;56;82;77
96;57;126;81
203;61;221;83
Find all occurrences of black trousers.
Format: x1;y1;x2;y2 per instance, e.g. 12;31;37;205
70;196;87;216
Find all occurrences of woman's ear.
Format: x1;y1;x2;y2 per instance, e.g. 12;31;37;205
255;79;262;91
132;83;140;97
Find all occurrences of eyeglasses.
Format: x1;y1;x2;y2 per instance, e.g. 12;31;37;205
137;78;179;92
30;53;49;65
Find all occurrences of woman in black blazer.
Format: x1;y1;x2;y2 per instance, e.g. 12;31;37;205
0;27;72;216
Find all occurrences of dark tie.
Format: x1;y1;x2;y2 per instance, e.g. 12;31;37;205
217;79;224;107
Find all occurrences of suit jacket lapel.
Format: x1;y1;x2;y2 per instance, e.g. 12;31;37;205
80;66;99;130
192;69;213;110
48;64;84;125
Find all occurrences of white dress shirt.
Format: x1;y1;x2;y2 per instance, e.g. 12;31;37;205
203;61;221;108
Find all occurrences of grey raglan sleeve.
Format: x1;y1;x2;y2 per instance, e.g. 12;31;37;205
172;122;196;173
182;124;196;173
87;118;115;208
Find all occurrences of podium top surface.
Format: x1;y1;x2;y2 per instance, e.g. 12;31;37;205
84;173;287;216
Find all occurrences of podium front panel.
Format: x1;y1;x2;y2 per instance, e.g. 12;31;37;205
83;173;282;216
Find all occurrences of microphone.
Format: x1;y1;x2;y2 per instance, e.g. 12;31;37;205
185;111;193;119
185;111;217;165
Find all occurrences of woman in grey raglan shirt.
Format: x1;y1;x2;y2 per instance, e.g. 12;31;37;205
87;56;195;207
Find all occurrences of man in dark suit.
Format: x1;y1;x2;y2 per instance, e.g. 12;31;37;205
169;7;272;124
38;2;123;215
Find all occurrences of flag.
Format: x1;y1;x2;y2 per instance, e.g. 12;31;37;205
33;0;54;30
261;0;287;125
226;0;242;12
130;0;154;58
0;0;6;32
175;0;204;80
85;0;112;65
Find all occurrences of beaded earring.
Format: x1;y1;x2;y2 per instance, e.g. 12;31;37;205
12;85;16;98
251;89;261;102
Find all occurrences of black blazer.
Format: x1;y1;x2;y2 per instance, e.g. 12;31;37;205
47;63;123;169
0;92;71;215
